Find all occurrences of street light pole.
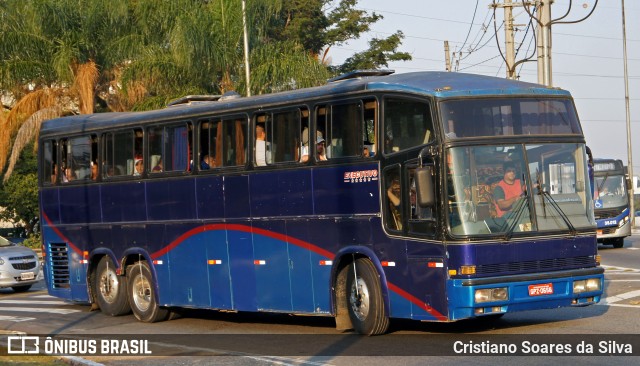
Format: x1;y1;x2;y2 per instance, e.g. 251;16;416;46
621;0;635;228
242;0;251;97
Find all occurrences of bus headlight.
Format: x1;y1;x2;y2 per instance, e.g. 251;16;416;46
475;287;509;303
573;279;600;294
618;216;629;228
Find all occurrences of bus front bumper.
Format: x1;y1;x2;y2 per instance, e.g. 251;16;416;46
446;267;604;321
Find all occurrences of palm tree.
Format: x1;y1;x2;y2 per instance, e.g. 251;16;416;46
1;0;364;181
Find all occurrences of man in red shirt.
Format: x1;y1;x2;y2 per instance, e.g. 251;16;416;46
493;162;525;218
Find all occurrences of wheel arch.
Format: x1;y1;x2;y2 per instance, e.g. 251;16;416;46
86;248;119;304
330;245;390;330
121;248;163;304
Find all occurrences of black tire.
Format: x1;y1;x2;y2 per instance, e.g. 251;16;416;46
612;238;624;249
346;258;390;335
127;261;168;323
94;256;131;316
11;285;32;293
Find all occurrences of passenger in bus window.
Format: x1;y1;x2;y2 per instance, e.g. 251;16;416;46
387;178;402;230
133;159;143;176
51;164;58;183
152;158;163;172
63;165;75;182
256;125;271;166
90;162;98;181
493;162;524;218
316;137;327;161
200;154;215;170
363;146;370;158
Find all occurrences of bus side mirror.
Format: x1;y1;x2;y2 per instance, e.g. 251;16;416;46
415;166;435;208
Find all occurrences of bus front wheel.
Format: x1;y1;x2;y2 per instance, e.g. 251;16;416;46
612;238;624;248
346;258;389;335
127;261;168;323
94;256;131;316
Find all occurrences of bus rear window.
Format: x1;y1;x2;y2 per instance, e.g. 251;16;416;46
441;98;581;139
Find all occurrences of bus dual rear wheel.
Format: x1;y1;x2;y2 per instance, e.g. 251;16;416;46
94;256;131;316
127;261;168;323
346;258;390;335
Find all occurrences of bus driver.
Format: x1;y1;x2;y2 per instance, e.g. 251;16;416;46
493;162;525;218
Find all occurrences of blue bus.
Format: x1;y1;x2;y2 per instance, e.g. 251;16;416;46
592;158;631;248
38;70;603;335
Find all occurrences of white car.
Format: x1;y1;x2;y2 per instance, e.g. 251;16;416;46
0;236;41;292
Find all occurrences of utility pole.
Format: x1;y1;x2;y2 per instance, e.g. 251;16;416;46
491;0;522;79
536;0;553;86
504;0;516;79
621;0;635;228
444;41;452;72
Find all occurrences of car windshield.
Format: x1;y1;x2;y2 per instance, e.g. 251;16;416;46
0;236;14;247
446;143;595;237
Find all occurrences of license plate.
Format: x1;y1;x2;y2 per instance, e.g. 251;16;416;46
20;272;35;281
529;283;554;296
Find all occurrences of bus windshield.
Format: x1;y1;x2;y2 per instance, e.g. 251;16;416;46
447;143;594;237
595;175;628;209
441;98;581;139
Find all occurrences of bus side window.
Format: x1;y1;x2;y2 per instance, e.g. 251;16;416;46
147;124;189;173
255;110;302;165
363;100;377;157
103;130;134;177
328;102;361;158
42;140;56;185
221;117;247;167
384;98;434;154
384;166;403;232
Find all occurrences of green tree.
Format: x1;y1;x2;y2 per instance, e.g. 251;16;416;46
0;142;38;233
0;0;410;179
338;31;412;73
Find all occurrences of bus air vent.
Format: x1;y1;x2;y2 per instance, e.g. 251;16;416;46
47;243;70;289
328;69;395;83
166;95;221;107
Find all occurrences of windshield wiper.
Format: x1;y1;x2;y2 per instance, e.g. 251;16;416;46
500;193;530;241
539;190;577;236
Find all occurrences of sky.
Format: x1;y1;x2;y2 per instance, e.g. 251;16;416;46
328;0;640;177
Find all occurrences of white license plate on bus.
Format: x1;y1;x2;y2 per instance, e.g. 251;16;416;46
20;272;35;281
528;283;554;296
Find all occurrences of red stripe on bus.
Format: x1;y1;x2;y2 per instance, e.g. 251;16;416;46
41;211;82;255
387;282;447;321
150;223;334;260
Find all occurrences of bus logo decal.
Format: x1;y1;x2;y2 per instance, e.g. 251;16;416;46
343;169;378;183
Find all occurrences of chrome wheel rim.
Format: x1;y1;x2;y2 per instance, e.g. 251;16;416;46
131;273;152;312
349;277;370;321
99;267;119;303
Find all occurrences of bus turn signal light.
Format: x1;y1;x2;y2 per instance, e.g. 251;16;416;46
460;265;476;275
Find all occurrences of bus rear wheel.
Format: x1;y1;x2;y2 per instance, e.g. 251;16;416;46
127;261;168;323
94;256;131;316
346;258;389;335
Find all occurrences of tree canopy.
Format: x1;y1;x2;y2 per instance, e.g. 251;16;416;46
0;0;411;179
